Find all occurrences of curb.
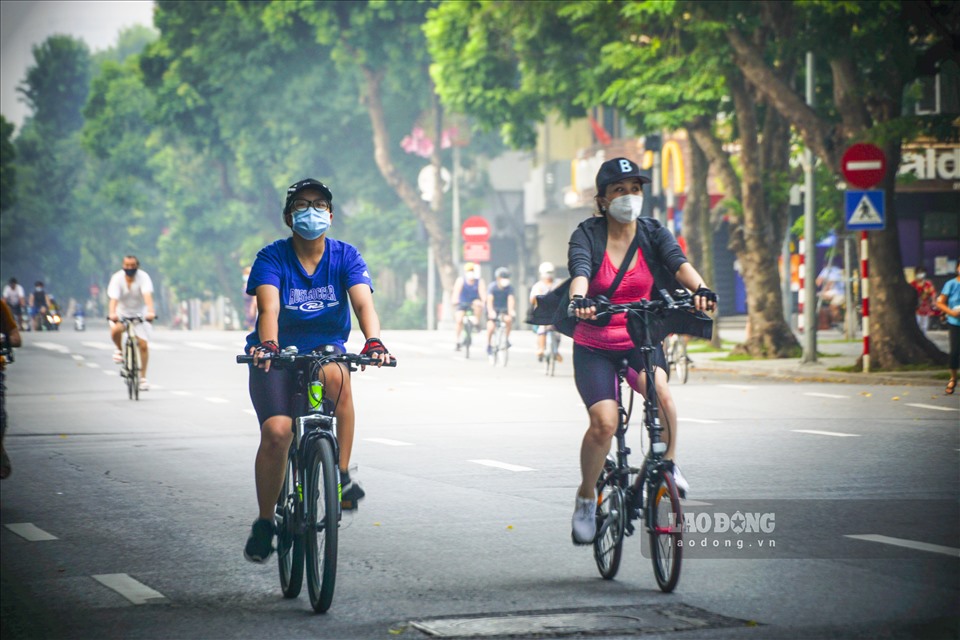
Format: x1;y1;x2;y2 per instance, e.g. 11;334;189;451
695;360;946;387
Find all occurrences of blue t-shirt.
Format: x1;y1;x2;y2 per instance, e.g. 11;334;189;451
941;278;960;327
244;237;373;352
488;283;515;311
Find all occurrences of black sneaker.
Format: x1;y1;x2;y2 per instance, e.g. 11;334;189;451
243;518;275;563
341;473;366;511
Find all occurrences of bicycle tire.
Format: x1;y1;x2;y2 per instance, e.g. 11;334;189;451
125;337;139;400
677;344;689;384
463;322;471;359
277;448;304;598
498;325;509;367
593;462;625;580
648;470;683;592
305;436;339;613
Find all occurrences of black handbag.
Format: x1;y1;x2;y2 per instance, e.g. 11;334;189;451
526;236;639;338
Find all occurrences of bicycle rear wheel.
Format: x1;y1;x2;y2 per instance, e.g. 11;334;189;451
593;461;625;580
648;470;683;592
305;436;339;613
497;325;509;367
277;447;304;598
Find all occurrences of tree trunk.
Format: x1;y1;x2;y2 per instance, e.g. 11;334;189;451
359;66;455;295
861;141;947;369
686;128;721;349
727;27;947;368
728;71;800;358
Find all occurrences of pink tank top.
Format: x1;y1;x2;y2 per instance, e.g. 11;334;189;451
574;250;654;350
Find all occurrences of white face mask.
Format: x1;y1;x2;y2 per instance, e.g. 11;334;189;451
607;194;643;223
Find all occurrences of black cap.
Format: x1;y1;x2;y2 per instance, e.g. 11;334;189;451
285;178;333;213
595;157;651;196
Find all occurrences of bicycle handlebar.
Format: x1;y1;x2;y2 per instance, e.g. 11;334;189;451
236;351;398;368
593;289;696;319
110;315;156;323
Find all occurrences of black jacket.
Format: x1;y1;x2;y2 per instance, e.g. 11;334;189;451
567;215;687;300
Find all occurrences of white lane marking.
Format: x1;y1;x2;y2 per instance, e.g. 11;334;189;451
469;459;535;472
508;392;543;399
82;342;115;351
205;397;229;404
397;381;424;387
103;370;118;377
71;354;85;361
792;429;860;437
148;342;173;351
718;384;756;390
365;437;414;446
243;409;257;416
5;523;58;541
149;384;164;390
845;534;960;558
906;403;959;413
680;418;720;424
86;362;101;369
185;341;230;352
92;573;166;604
33;342;70;354
171;390;192;396
803;392;849;399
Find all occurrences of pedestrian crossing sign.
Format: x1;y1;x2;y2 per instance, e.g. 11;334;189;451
845;190;885;230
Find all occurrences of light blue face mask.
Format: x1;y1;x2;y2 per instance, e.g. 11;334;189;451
292;208;331;240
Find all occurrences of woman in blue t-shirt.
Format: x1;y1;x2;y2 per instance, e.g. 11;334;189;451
936;259;960;395
242;178;392;563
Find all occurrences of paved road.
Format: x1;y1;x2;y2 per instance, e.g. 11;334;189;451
1;327;957;639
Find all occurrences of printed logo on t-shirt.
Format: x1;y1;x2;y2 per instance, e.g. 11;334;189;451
288;285;338;312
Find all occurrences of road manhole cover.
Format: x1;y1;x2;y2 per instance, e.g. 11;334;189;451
409;604;751;638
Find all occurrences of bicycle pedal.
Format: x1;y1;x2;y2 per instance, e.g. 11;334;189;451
340;500;359;511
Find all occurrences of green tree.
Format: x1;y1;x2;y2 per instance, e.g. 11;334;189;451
0;116;15;212
723;0;956;369
426;1;801;356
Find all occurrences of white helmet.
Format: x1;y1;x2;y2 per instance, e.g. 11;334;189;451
538;262;555;277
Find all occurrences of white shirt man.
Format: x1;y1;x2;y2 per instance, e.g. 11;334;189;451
107;256;156;390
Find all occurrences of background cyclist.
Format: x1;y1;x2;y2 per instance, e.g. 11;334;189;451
107;256;156;391
451;262;486;351
486;267;516;355
566;157;717;545
529;262;562;362
243;178;391;564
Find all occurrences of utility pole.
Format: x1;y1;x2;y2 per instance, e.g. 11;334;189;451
802;52;817;363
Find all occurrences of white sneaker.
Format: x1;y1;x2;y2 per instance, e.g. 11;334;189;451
671;463;689;498
138;378;150;391
112;350;123;364
571;496;596;545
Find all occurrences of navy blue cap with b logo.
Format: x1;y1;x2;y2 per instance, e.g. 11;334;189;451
595;157;651;195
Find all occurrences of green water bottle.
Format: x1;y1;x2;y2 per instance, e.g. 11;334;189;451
308;380;324;412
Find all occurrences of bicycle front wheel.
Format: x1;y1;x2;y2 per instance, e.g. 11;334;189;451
497;326;509;367
125;338;139;400
593;461;625;580
277;448;304;598
648;470;683;592
305;436;339;613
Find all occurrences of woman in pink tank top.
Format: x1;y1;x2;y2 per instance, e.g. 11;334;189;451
566;157;718;546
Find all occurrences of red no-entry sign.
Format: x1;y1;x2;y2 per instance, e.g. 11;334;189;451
461;216;491;242
842;143;886;189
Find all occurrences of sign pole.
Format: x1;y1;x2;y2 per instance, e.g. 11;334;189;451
860;231;870;373
802;51;817;363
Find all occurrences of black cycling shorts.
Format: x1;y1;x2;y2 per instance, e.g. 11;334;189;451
247;344;344;426
573;343;666;409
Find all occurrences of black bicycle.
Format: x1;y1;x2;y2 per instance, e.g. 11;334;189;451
589;290;711;593
544;327;561;377
237;346;396;613
459;309;478;359
489;313;510;367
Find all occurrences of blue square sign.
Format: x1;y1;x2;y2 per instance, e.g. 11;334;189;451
845;190;885;231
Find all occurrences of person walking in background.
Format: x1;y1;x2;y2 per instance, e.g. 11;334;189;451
529;262;561;362
0;300;23;479
936;260;960;395
910;267;937;336
2;279;26;331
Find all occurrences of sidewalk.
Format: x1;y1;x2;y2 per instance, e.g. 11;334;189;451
693;315;950;387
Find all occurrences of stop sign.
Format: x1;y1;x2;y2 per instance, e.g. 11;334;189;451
842;143;886;189
461;216;491;242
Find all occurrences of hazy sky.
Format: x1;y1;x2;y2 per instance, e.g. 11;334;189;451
1;0;155;130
